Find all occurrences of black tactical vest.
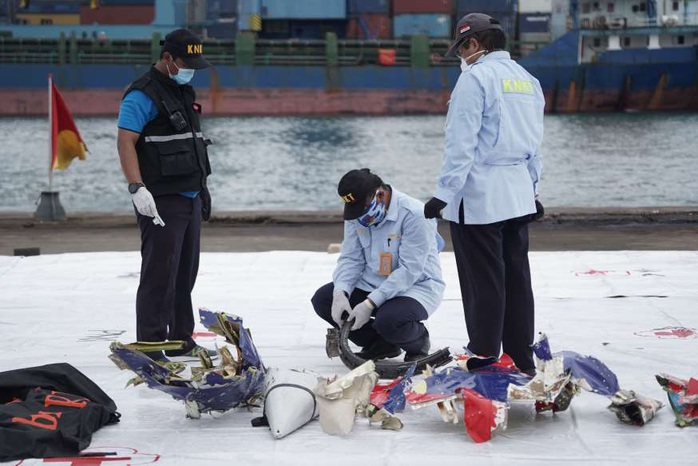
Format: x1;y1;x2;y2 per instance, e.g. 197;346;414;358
123;67;211;197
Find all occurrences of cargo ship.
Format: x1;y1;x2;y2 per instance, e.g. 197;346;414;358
0;0;697;115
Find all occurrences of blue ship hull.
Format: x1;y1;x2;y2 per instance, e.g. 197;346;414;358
1;32;696;115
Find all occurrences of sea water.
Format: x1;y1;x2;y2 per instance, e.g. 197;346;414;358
1;113;696;212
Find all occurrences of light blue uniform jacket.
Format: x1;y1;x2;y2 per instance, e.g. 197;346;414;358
435;51;545;225
332;190;445;316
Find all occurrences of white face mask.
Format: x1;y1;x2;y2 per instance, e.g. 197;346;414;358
460;57;470;73
459;49;488;72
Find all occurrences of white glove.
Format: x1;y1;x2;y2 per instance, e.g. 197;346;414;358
131;186;165;227
331;289;351;326
349;299;374;331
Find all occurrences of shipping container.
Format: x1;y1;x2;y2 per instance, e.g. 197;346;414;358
346;13;391;39
187;0;207;25
457;0;516;16
259;19;346;39
100;0;155;4
238;14;255;31
238;0;260;15
347;0;389;15
260;0;346;20
173;0;187;26
80;5;155;25
392;0;452;14
207;0;238;17
15;13;80;25
393;13;450;38
20;2;80;14
206;21;238;39
518;12;550;33
518;0;552;14
519;31;550;43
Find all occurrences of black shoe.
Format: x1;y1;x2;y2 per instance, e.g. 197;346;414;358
404;336;431;363
165;344;218;362
142;350;170;363
355;339;402;360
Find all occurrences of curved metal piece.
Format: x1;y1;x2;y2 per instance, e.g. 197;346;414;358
337;321;452;379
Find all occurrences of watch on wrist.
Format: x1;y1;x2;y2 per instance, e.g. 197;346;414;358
128;182;145;194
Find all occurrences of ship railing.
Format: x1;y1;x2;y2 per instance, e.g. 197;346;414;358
580;13;698;29
0;50;58;64
0;37;549;66
0;36;60;64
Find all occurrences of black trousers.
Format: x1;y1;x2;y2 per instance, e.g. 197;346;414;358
449;218;535;370
311;282;429;353
135;194;201;349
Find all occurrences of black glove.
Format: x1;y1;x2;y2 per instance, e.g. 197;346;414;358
531;199;545;221
424;197;447;219
201;186;212;221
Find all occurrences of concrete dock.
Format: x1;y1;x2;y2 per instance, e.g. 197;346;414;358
1;207;697;256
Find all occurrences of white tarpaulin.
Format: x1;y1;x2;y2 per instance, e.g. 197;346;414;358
1;250;697;465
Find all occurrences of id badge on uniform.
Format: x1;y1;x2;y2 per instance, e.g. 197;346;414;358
379;252;392;276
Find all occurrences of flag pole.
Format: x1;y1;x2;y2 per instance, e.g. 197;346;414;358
35;73;66;221
48;73;53;192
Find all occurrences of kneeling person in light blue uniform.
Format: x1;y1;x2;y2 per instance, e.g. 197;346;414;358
312;169;445;362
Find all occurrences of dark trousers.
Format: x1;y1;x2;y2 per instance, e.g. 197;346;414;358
449;218;535;370
136;194;201;349
311;282;428;353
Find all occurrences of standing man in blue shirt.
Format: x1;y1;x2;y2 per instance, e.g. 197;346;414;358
424;13;545;374
117;29;215;362
312;169;445;362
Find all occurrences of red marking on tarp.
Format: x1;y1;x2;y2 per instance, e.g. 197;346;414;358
192;331;217;338
574;269;632;276
634;326;697;339
576;269;610;276
654;328;696;338
16;446;160;465
43;457;131;465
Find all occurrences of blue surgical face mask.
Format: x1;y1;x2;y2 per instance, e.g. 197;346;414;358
357;194;387;227
168;60;195;85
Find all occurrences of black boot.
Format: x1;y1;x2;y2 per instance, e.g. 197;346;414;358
404;332;431;363
355;339;402;360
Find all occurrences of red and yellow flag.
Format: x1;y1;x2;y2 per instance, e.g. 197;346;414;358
51;81;87;170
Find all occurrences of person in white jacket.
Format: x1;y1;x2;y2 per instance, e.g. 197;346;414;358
424;13;545;374
312;168;445;362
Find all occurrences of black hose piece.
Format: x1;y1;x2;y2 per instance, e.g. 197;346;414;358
336;320;452;379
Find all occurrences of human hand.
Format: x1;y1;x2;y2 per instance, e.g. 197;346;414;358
349;299;374;331
424;197;447;219
531;199;544;221
331;289;351;326
132;186;165;227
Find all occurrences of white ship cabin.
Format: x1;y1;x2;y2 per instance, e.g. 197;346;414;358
545;0;698;62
